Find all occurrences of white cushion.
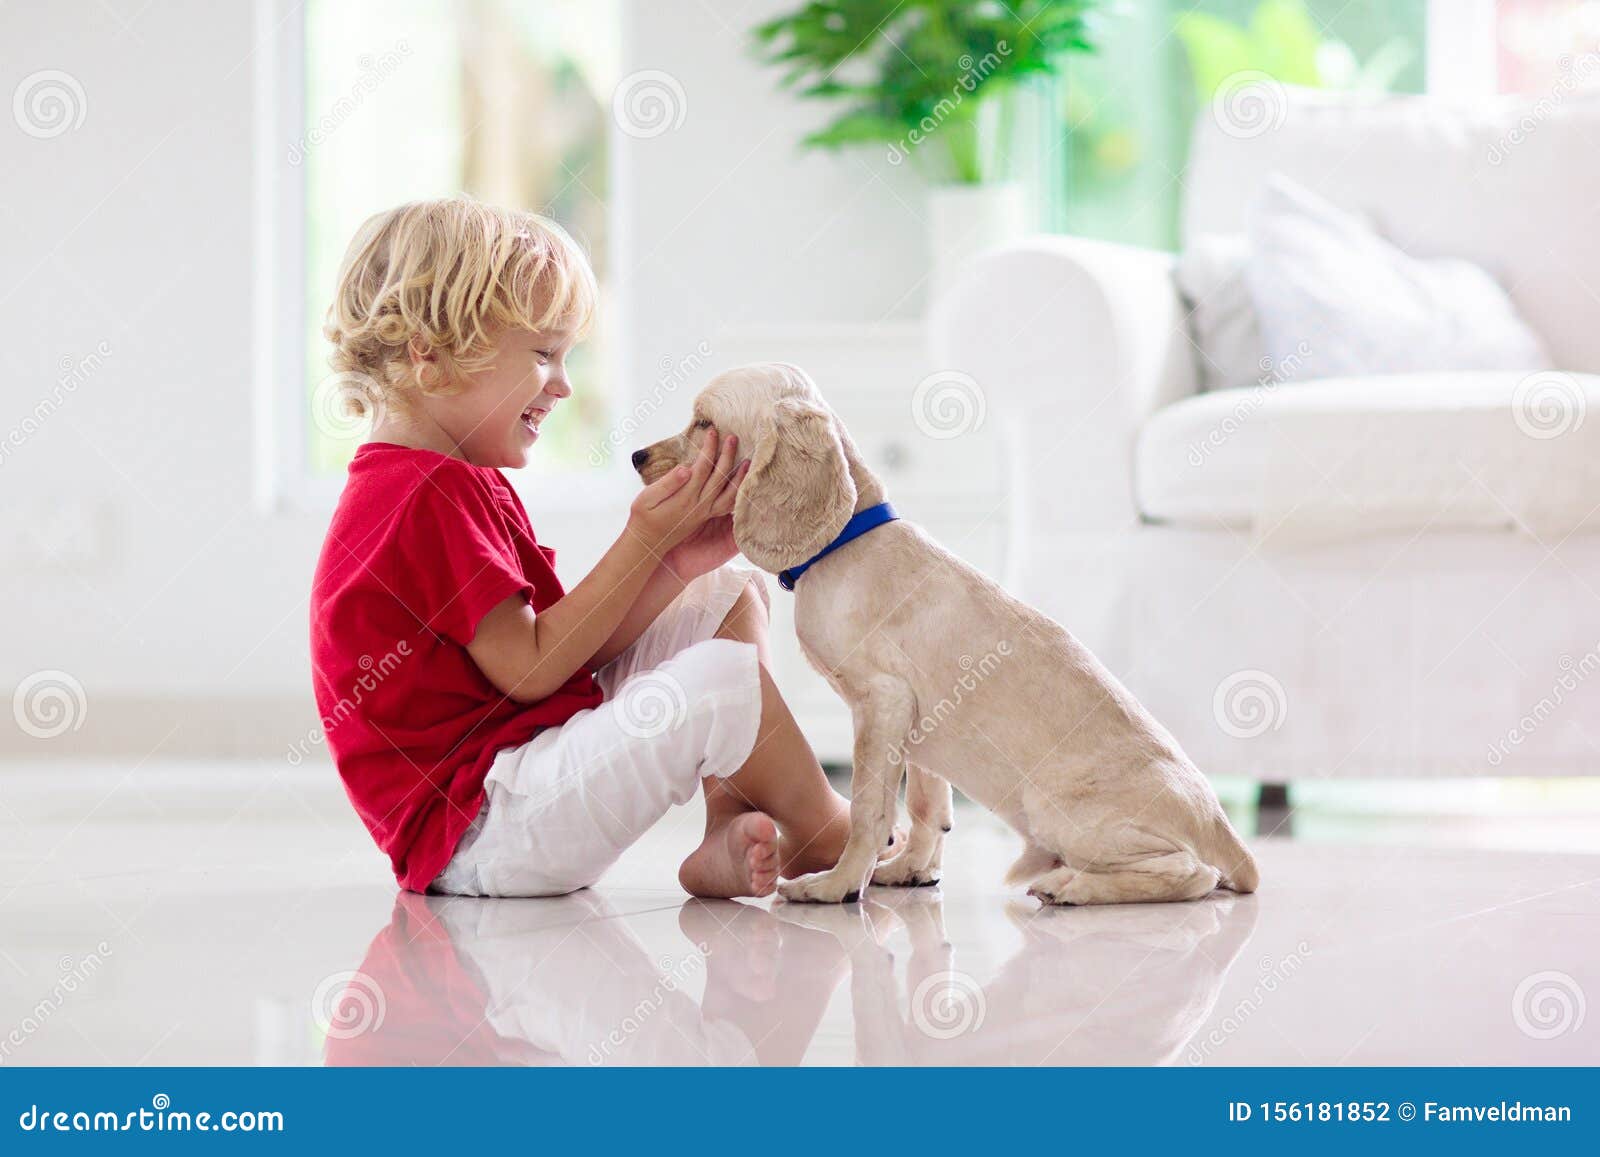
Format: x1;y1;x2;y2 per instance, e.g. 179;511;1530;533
1174;234;1262;393
1247;176;1548;380
1184;88;1600;372
1136;371;1600;537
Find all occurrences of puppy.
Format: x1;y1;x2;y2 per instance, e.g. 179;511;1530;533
634;363;1259;905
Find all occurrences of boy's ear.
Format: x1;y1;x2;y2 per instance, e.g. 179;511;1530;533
733;399;856;573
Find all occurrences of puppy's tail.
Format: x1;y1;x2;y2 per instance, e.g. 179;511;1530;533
1210;819;1260;894
1003;842;1061;887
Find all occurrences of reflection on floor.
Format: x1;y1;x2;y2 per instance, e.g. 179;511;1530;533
1;763;1596;1066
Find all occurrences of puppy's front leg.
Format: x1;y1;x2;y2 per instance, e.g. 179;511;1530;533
872;763;950;887
779;677;913;904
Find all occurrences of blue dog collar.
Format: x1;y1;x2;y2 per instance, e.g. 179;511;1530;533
777;502;899;591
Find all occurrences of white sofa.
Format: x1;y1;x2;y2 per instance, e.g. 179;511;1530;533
930;90;1600;786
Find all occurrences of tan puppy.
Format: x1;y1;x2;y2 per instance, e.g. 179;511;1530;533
634;363;1259;905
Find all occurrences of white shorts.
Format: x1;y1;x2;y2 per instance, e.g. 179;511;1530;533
430;564;766;898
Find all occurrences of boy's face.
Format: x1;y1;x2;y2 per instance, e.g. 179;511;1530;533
425;326;576;468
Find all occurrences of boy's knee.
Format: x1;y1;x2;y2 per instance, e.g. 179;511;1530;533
662;638;762;781
715;575;770;643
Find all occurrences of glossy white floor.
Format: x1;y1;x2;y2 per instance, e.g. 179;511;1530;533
2;763;1596;1067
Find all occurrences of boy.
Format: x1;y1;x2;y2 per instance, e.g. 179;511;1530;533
311;198;853;899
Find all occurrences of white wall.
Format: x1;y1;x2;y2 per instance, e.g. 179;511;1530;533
614;0;929;432
0;0;928;754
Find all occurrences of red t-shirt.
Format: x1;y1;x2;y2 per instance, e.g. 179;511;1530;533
310;443;603;892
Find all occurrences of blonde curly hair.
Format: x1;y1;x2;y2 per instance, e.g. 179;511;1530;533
323;197;598;417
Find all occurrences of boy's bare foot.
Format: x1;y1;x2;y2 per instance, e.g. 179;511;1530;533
679;899;784;1002
679;812;780;899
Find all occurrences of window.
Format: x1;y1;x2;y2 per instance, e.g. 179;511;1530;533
1032;0;1429;249
1494;0;1600;92
278;0;618;496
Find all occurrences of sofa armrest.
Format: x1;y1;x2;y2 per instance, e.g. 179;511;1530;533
927;235;1196;529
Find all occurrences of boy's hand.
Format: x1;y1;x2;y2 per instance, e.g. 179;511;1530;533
627;429;747;557
661;515;737;582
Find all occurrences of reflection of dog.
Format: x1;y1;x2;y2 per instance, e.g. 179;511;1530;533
773;890;1259;1065
635;363;1260;905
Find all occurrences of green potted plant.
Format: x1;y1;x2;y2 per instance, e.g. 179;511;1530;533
754;0;1101;281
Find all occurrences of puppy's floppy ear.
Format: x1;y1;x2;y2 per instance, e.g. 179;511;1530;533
733;398;857;573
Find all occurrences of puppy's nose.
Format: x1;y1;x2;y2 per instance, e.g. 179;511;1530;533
630;448;649;470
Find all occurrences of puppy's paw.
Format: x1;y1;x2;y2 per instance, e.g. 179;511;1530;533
870;857;940;888
1026;872;1081;907
778;870;862;904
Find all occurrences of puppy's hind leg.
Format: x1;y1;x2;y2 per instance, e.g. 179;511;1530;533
872;763;950;888
1002;842;1061;887
1027;851;1221;907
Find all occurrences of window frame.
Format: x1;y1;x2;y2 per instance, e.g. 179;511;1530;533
251;0;634;515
